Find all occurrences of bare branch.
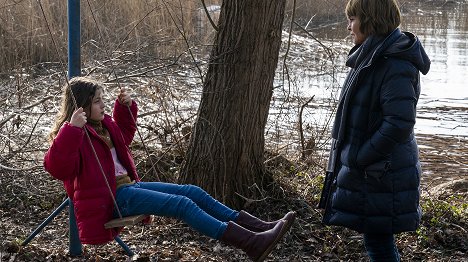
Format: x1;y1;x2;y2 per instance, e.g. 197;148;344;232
200;0;219;31
299;95;315;159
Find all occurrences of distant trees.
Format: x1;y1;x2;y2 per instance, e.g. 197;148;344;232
180;1;287;209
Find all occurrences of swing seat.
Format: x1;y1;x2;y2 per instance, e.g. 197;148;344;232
104;215;149;229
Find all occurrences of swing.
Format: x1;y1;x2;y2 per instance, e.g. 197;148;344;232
81;1;161;232
104;214;149;229
21;1;161;257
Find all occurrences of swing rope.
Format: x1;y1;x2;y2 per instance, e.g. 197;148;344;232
84;0;161;183
37;0;121;220
39;0;164;224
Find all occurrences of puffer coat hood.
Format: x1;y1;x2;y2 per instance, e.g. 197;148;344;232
383;31;430;75
321;28;430;234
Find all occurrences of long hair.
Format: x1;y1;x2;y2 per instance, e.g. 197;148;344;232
346;0;401;37
48;77;103;142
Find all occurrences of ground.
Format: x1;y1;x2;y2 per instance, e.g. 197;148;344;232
0;133;466;261
1;0;467;260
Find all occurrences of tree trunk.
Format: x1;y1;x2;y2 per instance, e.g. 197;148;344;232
180;0;286;209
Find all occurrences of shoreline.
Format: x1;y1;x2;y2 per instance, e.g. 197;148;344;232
417;133;468;195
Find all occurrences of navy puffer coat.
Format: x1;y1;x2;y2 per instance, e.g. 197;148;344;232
321;28;431;234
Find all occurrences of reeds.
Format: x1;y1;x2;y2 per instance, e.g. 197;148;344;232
0;0;223;73
0;0;355;73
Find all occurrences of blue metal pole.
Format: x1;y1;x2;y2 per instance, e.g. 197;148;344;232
68;0;81;78
68;0;82;256
114;236;135;257
68;200;82;256
21;198;69;246
66;1;135;258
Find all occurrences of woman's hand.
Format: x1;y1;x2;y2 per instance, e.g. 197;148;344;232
118;88;132;106
70;107;87;128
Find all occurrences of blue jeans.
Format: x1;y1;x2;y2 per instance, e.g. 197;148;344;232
115;182;238;239
364;233;401;262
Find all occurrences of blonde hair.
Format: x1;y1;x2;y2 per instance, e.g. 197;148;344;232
48;77;103;142
346;0;401;37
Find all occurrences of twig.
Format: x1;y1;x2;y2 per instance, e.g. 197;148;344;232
0;162;41;171
160;0;205;84
0;114;16;129
200;0;219;31
448;222;467;233
305;14;317;30
21;96;54;110
15;113;45;153
293;21;334;59
299;95;315;159
282;0;296;96
106;55;182;82
0;95;53;129
234;191;269;206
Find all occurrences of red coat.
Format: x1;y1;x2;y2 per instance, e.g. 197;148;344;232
44;100;140;245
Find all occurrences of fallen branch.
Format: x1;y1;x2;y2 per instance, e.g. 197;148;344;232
0;162;40;171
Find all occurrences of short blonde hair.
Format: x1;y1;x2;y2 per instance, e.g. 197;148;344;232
346;0;401;36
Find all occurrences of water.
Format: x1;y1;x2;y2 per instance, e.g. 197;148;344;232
283;1;468;140
402;1;468;137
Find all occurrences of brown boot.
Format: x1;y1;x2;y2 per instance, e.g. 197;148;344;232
235;210;296;232
220;220;288;262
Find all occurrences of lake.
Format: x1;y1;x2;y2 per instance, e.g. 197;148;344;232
270;1;468;187
403;1;468;137
272;0;468;146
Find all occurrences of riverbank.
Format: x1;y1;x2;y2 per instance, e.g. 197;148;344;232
1;1;467;258
0;131;466;261
417;134;468;192
1;52;467;261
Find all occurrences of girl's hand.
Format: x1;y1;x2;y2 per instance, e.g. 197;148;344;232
70;107;87;128
118;88;132;106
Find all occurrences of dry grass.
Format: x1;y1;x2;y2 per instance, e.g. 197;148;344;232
0;0;362;73
0;0;224;72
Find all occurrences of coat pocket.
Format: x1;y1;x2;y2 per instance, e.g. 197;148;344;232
364;160;390;180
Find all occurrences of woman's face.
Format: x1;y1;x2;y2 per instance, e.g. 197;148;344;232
89;88;105;121
347;15;367;45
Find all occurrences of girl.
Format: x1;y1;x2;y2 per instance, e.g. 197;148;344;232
319;0;430;261
44;77;295;261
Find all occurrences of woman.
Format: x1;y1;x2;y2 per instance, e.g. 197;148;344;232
319;0;430;261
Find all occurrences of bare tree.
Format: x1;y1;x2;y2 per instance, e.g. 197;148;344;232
180;0;287;209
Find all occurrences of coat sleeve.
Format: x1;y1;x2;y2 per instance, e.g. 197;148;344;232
44;123;84;181
112;100;138;146
356;61;419;166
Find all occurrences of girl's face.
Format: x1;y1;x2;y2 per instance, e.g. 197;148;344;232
89;88;105;121
347;15;367;45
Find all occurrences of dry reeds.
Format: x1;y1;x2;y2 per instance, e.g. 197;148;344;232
0;0;360;73
0;0;223;73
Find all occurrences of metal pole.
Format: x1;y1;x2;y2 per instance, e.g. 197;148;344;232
68;200;82;256
21;199;69;246
68;0;82;256
68;0;81;78
66;1;135;258
114;236;135;257
24;2;135;258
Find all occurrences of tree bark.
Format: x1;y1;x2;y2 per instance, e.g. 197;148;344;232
180;0;286;209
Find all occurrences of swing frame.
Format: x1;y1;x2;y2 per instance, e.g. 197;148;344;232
22;0;156;257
